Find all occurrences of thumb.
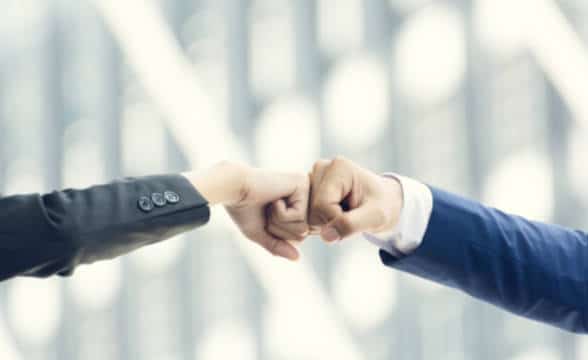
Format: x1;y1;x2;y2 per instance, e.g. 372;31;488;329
320;204;385;242
258;233;300;261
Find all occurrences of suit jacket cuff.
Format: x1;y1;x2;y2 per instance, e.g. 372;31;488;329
378;186;465;288
43;174;211;267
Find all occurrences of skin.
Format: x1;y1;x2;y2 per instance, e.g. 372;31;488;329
183;161;309;261
299;157;403;243
182;157;404;260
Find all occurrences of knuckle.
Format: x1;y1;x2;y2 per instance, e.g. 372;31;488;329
309;206;329;227
274;208;288;222
337;216;356;236
332;156;349;167
312;160;327;173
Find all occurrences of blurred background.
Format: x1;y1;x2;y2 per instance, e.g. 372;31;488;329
1;0;588;359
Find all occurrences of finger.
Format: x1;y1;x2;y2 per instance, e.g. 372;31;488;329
308;159;333;228
309;158;353;229
269;218;309;238
310;201;343;238
270;201;309;236
272;199;306;223
258;233;300;261
313;157;354;207
321;204;385;241
267;222;306;241
250;170;309;205
310;160;331;197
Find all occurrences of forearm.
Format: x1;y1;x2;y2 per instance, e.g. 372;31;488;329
0;172;214;280
182;161;246;206
380;187;588;333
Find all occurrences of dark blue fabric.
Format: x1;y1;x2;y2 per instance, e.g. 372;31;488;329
380;187;588;333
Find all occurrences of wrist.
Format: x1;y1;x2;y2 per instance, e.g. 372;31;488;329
183;161;248;206
375;175;404;233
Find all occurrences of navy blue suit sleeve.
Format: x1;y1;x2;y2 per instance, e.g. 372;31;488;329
380;187;588;333
0;174;210;281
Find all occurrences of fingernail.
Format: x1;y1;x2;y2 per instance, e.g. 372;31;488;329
321;227;341;242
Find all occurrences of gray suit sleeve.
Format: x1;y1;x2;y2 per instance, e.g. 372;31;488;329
0;174;210;281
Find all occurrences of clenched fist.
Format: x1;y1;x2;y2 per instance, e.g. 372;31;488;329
186;161;309;261
307;157;403;242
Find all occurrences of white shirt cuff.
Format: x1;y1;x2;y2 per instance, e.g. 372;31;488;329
363;174;433;256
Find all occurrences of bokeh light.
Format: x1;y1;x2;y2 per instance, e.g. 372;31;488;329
250;4;296;98
130;235;185;274
255;95;321;172
323;55;390;149
122;103;166;175
0;313;21;360
63;120;106;188
394;4;465;105
318;0;363;56
196;320;257;360
568;124;588;203
475;0;532;57
483;149;553;222
332;240;397;332
509;347;559;360
3;159;44;195
69;259;122;310
7;278;62;346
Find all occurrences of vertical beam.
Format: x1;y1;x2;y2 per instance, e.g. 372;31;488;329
227;0;254;146
98;20;128;360
162;2;197;359
44;4;69;360
43;2;65;193
547;82;577;360
460;1;501;359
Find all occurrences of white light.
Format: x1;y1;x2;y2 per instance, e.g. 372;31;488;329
130;235;185;273
578;337;588;360
8;278;62;345
255;96;321;172
69;259;122;310
196;320;257;360
63;120;106;188
234;231;363;360
0;313;22;360
524;0;588;125
394;4;465;105
332;240;397;332
483;149;553;222
0;0;46;40
401;272;445;294
122;103;166;174
474;0;532;57
318;0;363;56
93;0;238;168
250;10;296;97
3;159;43;194
509;347;559;360
323;55;390;149
569;125;588;202
263;300;357;360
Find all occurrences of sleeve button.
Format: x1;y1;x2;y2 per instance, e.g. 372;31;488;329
151;193;167;207
138;196;154;212
164;191;180;204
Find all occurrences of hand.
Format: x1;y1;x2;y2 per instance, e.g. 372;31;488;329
307;157;403;242
186;162;309;261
